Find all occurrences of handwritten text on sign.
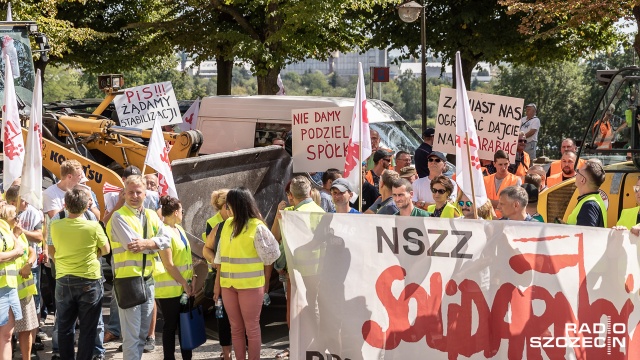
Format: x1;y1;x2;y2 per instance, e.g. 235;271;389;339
434;88;523;162
291;106;353;172
114;81;182;129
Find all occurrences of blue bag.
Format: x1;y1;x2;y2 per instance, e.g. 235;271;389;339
180;304;206;350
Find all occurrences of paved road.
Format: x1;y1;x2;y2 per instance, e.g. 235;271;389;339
29;285;289;359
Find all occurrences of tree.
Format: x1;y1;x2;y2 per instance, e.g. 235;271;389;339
492;62;589;158
43;65;88;102
500;0;637;56
366;0;618;89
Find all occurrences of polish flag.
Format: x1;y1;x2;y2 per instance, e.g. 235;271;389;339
145;120;178;198
2;53;24;189
178;98;200;132
19;69;43;209
343;62;372;198
454;51;488;209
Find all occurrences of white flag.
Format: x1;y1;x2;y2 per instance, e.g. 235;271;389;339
343;62;372;193
276;74;285;95
178;98;200;132
144;120;178;198
6;2;11;21
19;69;42;209
2;53;24;189
454;51;488;207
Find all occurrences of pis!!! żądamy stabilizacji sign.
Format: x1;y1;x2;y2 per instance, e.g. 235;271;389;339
114;81;183;130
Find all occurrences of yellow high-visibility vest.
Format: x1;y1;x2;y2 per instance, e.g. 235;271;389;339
155;225;193;298
219;218;265;289
15;234;36;299
0;219;19;289
106;206;162;279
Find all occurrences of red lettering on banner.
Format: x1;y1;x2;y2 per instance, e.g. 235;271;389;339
160;143;171;168
362;233;639;359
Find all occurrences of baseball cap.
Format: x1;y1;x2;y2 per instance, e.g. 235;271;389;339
399;166;417;178
330;178;353;193
123;165;142;178
525;103;537;111
373;149;393;163
428;151;447;162
422;128;435;137
521;183;538;204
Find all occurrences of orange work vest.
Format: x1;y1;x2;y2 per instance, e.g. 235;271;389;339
549;158;586;177
484;173;519;218
515;152;530;178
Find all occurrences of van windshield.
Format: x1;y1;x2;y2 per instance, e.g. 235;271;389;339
368;100;422;154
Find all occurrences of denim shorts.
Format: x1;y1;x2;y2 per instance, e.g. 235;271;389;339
0;287;22;326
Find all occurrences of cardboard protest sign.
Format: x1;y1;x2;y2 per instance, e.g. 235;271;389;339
291;107;353;172
282;212;640;359
114;82;182;129
434;88;523;162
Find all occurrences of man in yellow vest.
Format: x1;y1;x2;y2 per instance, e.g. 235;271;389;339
566;159;607;227
484;150;522;219
106;175;171;360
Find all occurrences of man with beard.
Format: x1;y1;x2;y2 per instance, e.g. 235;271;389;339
546;151;577;187
547;138;585;177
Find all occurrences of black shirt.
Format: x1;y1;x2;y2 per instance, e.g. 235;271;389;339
414;142;432;178
576;191;605;227
351;181;380;212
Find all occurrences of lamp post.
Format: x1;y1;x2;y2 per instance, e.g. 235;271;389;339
398;1;427;133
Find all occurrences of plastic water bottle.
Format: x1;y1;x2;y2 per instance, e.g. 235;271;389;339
215;299;224;318
179;280;191;305
263;293;271;306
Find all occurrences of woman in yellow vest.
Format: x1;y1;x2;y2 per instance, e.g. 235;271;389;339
0;205;38;360
154;196;195;360
0;204;24;359
202;189;233;360
212;188;280;360
428;176;460;218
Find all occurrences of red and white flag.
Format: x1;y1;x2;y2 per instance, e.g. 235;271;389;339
102;182;122;194
19;69;43;209
2;53;24;189
178;98;200;132
145;120;178;198
343;62;372;194
454;51;488;207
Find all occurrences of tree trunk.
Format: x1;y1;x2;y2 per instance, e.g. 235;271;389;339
257;67;281;95
451;56;477;90
216;57;233;95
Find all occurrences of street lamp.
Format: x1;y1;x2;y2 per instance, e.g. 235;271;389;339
398;1;427;133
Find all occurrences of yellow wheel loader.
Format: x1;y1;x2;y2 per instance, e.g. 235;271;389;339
539;67;640;226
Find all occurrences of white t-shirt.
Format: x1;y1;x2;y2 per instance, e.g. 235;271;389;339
521;116;540;143
412;177;457;204
43;183;66;214
17;204;44;268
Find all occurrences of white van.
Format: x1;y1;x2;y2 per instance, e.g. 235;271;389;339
196;95;422;155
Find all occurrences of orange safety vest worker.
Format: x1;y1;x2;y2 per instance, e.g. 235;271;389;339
484;173;519;218
515;152;530;178
548;158;586;177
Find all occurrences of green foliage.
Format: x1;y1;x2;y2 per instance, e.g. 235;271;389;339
492;61;589;158
43;65;88;103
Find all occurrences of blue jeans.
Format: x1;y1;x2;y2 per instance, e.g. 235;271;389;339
55;275;103;360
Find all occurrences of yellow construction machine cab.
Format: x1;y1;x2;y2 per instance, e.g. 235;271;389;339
0;21;203;213
539;67;640;226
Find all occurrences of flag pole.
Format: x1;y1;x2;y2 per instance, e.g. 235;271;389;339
465;133;478;219
358;109;363;212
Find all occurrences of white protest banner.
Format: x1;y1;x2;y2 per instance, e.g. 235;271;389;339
434;88;523;162
178;97;200;132
291;106;353;172
114;81;182;129
281;212;640;359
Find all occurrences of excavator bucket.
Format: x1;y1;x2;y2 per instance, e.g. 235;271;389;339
173;145;292;252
